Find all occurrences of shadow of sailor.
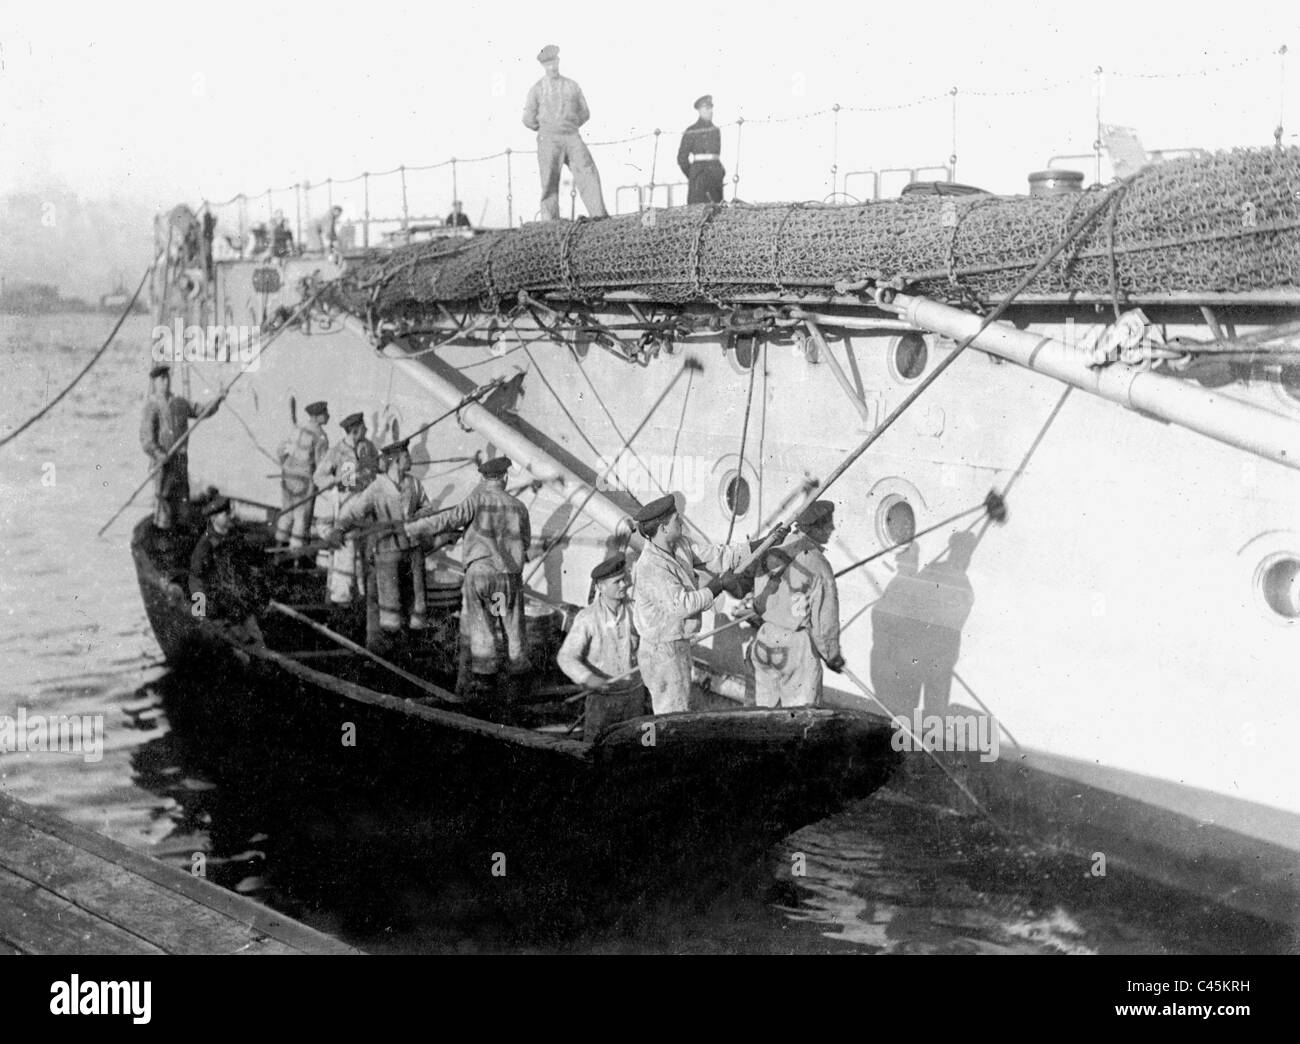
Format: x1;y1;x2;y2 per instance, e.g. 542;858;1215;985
868;532;977;720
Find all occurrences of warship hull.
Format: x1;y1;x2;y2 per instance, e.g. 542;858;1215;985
152;167;1300;923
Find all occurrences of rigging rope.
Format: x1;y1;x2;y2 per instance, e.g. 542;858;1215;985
723;345;759;543
0;266;151;451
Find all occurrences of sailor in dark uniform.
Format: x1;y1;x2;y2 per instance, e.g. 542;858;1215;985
676;95;725;205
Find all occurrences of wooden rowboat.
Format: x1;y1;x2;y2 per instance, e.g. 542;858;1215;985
130;510;897;882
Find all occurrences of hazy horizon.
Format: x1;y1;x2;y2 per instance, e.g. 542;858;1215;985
3;0;1296;298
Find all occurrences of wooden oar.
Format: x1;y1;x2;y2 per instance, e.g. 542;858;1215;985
268;600;453;702
275;479;339;520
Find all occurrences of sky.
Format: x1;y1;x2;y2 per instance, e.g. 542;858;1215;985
2;0;1298;234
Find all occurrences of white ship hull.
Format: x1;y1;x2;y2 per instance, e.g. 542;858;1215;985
169;255;1300;924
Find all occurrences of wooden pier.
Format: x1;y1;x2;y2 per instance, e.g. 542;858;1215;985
0;791;359;955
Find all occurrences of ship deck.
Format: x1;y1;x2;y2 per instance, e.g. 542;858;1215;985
0;791;359;955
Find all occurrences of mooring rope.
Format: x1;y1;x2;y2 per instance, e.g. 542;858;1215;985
0;266;151;451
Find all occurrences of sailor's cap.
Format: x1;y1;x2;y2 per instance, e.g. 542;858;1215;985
590;553;627;582
339;412;365;432
379;439;410;460
694;94;713;109
537;44;560;63
304;401;329;418
479;455;512;477
796;499;835;528
149;363;171;379
203;494;232;516
633;493;678;525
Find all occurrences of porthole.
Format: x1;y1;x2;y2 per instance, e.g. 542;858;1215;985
720;472;752;520
1280;364;1300;406
727;334;759;373
877;494;916;546
889;332;928;382
1255;553;1300;623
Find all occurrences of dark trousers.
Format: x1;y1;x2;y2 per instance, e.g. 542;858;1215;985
687;161;725;204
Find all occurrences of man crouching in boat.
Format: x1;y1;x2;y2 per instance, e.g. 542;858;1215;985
630;494;757;715
324;440;430;651
404;456;531;707
189;496;270;646
557;553;648;734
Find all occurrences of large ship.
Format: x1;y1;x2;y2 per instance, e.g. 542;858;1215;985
142;125;1300;925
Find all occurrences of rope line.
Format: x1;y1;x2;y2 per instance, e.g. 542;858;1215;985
0;266;151;450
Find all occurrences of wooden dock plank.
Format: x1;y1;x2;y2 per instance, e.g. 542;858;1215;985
0;817;299;955
0;867;165;956
0;792;359;955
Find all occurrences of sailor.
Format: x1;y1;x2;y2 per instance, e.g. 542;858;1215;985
405;455;532;704
244;222;269;260
309;205;344;257
139;363;220;532
521;44;608;221
749;500;844;707
189;495;269;646
269;210;295;259
275;400;330;548
444;200;472;229
557;553;648;734
313;412;380;604
629;494;755;714
676;94;726;205
326;440;431;648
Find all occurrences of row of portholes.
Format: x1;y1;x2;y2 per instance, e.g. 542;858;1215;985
722;331;930;382
720;472;916;547
726;471;1300;627
568;327;932;384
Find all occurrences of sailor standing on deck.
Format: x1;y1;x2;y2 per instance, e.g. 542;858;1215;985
750;500;844;707
313;412;379;604
557;553;648;733
405;456;532;704
629;494;755;714
677;95;726;205
522;44;608;221
326;440;431;649
139;363;220;533
275;401;330;548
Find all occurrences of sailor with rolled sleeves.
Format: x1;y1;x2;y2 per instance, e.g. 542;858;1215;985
676;94;726;204
557;553;648;734
275;400;330;548
139;363;220;532
750;499;844;707
314;412;379;604
326;439;430;648
404;455;532;703
629;494;754;714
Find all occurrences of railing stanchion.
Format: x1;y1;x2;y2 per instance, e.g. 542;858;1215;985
505;149;514;227
363;173;370;248
400;165;410;230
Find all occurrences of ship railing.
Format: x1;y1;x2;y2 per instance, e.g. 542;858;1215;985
842;166;953;202
1047;147;1210;185
614;183;690;214
196;46;1286;248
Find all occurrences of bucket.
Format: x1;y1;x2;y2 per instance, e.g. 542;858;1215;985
525;602;564;667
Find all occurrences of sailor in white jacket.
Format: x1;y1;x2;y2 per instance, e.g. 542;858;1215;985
629;494;751;714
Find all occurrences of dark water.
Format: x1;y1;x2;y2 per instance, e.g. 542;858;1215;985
1;314;1293;954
